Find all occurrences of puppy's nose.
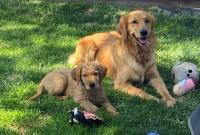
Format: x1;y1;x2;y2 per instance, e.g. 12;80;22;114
140;29;148;37
89;83;95;88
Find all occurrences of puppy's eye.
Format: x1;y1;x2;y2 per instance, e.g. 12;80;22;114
132;20;138;24
144;18;150;23
82;75;87;77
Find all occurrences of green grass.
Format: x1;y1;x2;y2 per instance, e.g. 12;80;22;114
0;0;200;134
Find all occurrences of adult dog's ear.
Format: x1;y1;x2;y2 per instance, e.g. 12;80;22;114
71;65;82;82
147;13;156;30
117;15;128;43
96;65;107;82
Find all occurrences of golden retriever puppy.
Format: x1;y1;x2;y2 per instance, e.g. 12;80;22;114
29;62;119;115
69;10;176;107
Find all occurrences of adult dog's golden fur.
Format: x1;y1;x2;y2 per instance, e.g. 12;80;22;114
69;10;176;107
29;62;118;115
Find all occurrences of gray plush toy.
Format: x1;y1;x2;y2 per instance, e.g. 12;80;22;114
172;62;199;83
171;62;199;96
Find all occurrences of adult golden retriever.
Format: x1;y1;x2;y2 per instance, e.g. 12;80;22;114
69;10;176;107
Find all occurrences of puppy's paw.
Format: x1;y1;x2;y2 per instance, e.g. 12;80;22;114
163;97;176;107
88;105;98;113
152;97;160;103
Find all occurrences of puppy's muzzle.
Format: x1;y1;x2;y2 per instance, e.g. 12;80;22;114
89;82;96;89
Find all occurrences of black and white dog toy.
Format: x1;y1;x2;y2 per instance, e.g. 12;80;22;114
68;108;103;126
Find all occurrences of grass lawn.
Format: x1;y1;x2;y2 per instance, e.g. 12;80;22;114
0;0;200;134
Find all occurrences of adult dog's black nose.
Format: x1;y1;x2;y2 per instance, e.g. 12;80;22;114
89;83;95;88
140;29;148;37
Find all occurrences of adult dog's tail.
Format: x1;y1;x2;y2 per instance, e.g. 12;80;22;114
68;45;98;65
29;80;45;100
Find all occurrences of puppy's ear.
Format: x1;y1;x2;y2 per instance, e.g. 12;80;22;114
117;16;128;43
96;65;107;82
71;65;82;82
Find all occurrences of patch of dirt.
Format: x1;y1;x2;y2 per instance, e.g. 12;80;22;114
57;0;200;15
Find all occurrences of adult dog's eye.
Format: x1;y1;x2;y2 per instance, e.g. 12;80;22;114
132;20;138;24
144;18;150;23
94;72;99;76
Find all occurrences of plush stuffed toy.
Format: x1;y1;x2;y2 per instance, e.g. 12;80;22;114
68;108;103;127
171;62;199;96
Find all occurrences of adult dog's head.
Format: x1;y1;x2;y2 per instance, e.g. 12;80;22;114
71;62;107;90
118;10;155;47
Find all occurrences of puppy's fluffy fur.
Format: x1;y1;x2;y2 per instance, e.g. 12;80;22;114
69;10;176;107
30;62;118;115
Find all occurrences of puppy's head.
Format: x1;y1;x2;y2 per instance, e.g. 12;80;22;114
118;10;155;46
71;62;107;90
